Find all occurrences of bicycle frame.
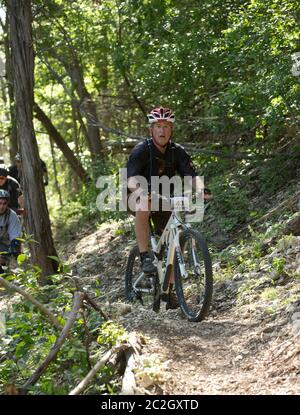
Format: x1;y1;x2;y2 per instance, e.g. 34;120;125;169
150;210;191;295
131;198;209;297
127;198;213;320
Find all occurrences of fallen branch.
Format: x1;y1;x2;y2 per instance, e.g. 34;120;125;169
252;191;300;226
269;336;300;363
97;287;124;301
0;276;62;330
69;344;127;395
106;347;126;374
223;190;300;247
72;276;109;320
0;353;10;364
21;292;84;392
82;310;92;370
79;109;145;141
120;332;143;395
83;293;109;321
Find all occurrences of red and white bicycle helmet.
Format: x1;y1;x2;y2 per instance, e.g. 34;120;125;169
147;107;175;124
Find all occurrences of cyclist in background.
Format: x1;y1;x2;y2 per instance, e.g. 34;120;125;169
9;153;49;187
0;190;22;274
0;156;5;169
0;167;22;212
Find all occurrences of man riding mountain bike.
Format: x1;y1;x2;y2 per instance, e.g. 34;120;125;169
0;167;22;212
0;189;22;274
126;106;212;309
9;152;49;187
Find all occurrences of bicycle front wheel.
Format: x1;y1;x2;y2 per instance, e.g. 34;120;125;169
175;229;213;322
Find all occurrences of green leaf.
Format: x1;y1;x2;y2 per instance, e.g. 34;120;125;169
48;256;60;263
17;253;27;265
15;341;26;358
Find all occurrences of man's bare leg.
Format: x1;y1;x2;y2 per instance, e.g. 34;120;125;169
135;209;157;273
135;210;150;253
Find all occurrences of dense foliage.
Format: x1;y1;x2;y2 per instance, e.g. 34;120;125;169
1;0;299;178
0;252;125;394
0;0;299;395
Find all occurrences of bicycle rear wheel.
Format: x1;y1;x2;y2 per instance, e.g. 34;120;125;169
175;229;213;322
125;245;160;311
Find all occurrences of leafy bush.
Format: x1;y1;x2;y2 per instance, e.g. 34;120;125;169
0;258;126;395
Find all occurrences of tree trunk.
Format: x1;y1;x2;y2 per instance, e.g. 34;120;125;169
2;8;18;162
0;77;11;152
98;27;110;140
37;19;102;159
34;103;90;183
117;7;146;118
8;0;58;283
49;137;63;208
66;52;103;157
71;89;80;192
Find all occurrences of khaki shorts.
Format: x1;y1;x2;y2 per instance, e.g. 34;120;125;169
150;211;171;235
127;194;171;235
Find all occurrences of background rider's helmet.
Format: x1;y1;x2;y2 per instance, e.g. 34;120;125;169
14;153;21;162
147;107;175;124
0;167;8;177
0;158;5;170
0;189;10;200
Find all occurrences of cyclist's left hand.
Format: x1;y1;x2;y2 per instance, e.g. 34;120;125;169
204;188;213;201
9;239;21;256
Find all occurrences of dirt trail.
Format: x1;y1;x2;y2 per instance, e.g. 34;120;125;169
63;220;300;395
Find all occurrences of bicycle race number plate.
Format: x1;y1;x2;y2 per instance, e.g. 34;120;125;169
171;196;190;211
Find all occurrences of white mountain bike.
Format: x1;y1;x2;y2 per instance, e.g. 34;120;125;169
125;197;213;322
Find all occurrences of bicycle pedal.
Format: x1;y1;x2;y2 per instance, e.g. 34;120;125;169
136;279;152;289
144;271;157;277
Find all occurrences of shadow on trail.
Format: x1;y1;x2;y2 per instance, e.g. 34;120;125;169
126;313;256;339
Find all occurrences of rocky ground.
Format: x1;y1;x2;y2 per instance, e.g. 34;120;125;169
61;216;300;395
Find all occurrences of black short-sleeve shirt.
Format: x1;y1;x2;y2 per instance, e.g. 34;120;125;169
126;139;198;182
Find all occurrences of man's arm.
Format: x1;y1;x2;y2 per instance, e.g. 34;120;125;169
7;210;22;241
127;142;148;193
175;146;212;200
